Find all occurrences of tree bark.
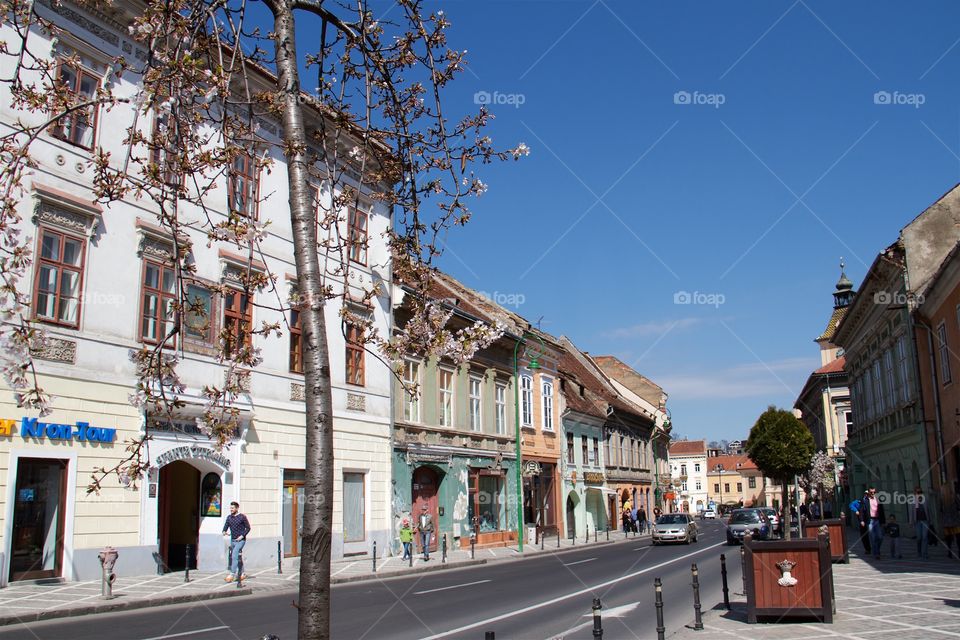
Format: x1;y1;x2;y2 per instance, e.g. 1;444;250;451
782;481;792;540
268;1;334;636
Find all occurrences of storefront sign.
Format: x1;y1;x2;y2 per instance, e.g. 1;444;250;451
155;445;231;469
522;460;542;477
14;417;116;442
583;472;605;484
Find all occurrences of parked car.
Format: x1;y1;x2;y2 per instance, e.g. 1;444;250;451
652;513;699;545
700;509;716;519
725;508;770;545
756;507;780;535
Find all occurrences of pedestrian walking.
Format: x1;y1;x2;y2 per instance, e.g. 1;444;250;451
809;501;821;520
621;507;631;533
885;515;902;559
399;518;413;561
861;487;885;559
850;495;871;555
639;508;647;534
222;501;250;582
630;505;639;533
416;505;434;561
908;486;930;559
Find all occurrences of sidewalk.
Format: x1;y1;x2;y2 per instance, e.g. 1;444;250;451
670;532;960;640
0;527;649;626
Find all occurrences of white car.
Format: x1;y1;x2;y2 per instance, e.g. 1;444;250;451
700;509;716;519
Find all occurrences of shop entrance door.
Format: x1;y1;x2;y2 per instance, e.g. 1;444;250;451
411;467;439;552
566;495;576;539
9;458;67;582
158;461;200;571
283;470;305;557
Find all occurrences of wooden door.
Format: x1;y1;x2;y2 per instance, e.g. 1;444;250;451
411;467;439;552
283;480;305;557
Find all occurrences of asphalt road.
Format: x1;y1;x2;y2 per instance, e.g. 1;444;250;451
0;521;739;640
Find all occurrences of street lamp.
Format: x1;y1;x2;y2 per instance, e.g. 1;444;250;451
513;331;544;553
715;464;725;513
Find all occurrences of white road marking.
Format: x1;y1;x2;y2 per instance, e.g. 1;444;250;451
554;601;642;637
562;557;596;566
331;561;357;577
141;626;229;640
413;579;491;595
421;542;724;640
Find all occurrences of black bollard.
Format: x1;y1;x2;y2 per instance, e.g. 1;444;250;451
541;529;545;550
372;541;377;573
691;563;703;630
594;526;597;543
654;577;665;640
237;548;244;588
606;527;609;541
558;529;561;548
592;597;603;639
277;540;282;574
572;531;575;546
585;524;589;544
485;633;495;640
184;544;191;583
442;534;447;564
720;554;730;610
471;535;475;560
739;545;746;595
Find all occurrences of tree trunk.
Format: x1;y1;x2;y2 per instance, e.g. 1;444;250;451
270;2;334;637
782;481;792;541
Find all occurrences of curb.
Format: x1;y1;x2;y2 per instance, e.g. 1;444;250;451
332;558;488;584
0;587;253;627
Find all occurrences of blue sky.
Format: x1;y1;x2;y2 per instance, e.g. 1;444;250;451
362;1;960;441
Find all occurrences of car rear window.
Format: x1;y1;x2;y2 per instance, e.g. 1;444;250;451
730;511;760;523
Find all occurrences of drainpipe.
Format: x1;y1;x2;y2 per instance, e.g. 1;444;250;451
915;314;946;487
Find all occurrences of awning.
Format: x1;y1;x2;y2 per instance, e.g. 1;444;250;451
585;487;619;495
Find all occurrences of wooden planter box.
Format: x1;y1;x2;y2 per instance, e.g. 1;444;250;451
744;532;835;624
800;514;849;563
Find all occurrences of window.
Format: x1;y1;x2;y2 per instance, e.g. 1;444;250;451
736;482;743;492
342;472;365;542
53;61;98;149
567;433;575;464
228;153;259;218
222;289;252;356
604;437;611;467
591;437;599;467
681;464;687;477
184;284;214;344
151;110;181;188
345;323;365;386
495;383;506;435
681;482;687;492
748;477;757;489
897;335;912;402
581;435;588;466
694;463;700;473
520;374;533;426
724;483;730;493
939;322;952;384
883;349;896;406
873;359;885;413
34;228;85;327
402;360;420;422
469;376;482;431
438;368;454;427
695;481;701;491
468;471;504;533
714;483;720;494
347;207;368;265
541;377;554;431
140;260;176;345
289;308;303;373
619;436;625;467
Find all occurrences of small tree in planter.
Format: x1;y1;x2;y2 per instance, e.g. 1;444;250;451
800;451;837;518
746;407;815;540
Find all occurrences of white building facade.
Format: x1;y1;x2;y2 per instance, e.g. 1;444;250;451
0;0;392;584
668;440;708;515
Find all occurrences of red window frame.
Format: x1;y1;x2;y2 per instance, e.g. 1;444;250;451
289;307;304;374
139;259;177;346
52;60;99;150
33;227;86;328
223;288;252;356
228;153;259;219
347;207;368;265
345;323;365;386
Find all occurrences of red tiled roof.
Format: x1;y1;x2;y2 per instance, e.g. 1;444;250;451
669;440;707;456
814;355;846;375
705;453;757;472
816;306;847;342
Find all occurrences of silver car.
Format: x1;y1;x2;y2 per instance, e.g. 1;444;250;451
652;513;699;545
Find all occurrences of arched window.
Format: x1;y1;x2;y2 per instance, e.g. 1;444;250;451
201;472;222;517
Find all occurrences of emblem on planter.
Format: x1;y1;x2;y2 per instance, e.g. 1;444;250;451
776;559;798;587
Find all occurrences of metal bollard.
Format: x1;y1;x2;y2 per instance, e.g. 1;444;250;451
442;534;447;564
541;529;545;550
720;554;730;610
585;524;589;544
277;540;282;574
185;544;192;583
691;563;703;630
372;541;377;573
654;577;665;640
409;544;413;568
572;530;575;546
471;535;476;560
558;529;561;548
484;633;495;640
98;547;118;599
237;547;244;588
594;526;597;543
606;527;609;541
592;597;603;639
740;545;746;595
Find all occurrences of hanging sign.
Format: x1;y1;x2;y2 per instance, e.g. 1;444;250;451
522;460;542;477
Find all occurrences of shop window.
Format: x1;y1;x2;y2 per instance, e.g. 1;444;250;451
34;227;85;328
201;473;222;517
222;288;252;356
468;470;504;534
140;259;177;345
347;207;368;265
343;472;365;542
289;308;303;373
228;152;259;219
52;60;99;150
345;323;364;386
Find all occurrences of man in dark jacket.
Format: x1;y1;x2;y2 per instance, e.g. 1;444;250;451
222;501;251;582
850;496;871;554
860;487;885;559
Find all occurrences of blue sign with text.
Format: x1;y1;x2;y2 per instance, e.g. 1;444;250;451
18;417;116;443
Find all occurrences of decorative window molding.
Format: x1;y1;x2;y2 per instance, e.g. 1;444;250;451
219;248;266;285
32;183;101;239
